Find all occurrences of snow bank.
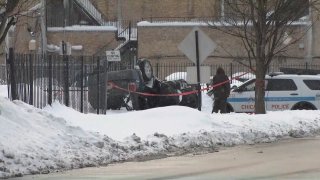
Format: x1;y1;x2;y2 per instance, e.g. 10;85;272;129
1;95;320;178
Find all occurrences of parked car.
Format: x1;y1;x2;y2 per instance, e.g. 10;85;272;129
165;72;187;81
224;73;320;113
87;59;198;111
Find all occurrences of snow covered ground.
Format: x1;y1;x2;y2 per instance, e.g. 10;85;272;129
1;85;320;178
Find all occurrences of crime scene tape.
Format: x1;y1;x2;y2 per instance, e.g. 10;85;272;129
108;72;249;97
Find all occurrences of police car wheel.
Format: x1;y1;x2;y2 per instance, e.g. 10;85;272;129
292;102;316;110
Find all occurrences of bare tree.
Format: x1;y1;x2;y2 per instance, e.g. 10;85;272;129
210;0;317;114
0;0;37;45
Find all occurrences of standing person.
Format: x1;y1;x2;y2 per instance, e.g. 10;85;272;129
211;67;231;113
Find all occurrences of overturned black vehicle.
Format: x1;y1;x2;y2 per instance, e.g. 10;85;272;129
88;59;198;111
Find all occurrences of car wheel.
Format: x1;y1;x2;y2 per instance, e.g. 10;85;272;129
292;102;317;110
139;59;153;82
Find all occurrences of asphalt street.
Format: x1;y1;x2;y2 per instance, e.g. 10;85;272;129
16;136;320;180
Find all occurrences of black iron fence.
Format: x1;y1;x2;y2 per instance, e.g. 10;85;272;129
6;53;132;114
0;65;7;84
6;53;320;114
151;61;319;82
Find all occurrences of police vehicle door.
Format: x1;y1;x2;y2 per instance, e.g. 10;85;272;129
265;78;298;111
228;79;256;113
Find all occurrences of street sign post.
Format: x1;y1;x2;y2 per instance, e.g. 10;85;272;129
178;27;216;111
178;27;217;64
104;50;121;114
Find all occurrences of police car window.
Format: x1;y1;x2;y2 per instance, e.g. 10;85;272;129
266;79;297;91
303;80;320;90
238;79;255;91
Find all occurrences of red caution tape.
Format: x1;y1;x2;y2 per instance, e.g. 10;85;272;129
108;82;197;97
108;72;250;97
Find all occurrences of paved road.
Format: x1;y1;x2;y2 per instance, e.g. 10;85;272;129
17;136;320;180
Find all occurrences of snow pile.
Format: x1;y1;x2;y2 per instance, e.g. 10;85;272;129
1;95;320;178
0;98;118;178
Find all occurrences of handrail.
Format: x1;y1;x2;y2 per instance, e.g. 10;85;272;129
74;0;105;25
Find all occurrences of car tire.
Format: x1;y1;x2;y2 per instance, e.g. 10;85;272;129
139;60;153;82
292;102;317;110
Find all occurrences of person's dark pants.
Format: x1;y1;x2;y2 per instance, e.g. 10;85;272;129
212;98;227;113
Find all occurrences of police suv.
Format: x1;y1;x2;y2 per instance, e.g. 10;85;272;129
226;73;320;112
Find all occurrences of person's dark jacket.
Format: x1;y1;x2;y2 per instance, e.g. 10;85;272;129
211;70;230;100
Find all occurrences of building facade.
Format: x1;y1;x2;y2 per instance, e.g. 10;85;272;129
9;0;320;67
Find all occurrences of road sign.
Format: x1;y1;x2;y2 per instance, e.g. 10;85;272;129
178;27;216;111
178;27;216;64
186;66;210;84
106;50;121;62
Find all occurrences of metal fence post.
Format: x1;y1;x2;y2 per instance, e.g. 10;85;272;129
80;56;84;113
156;62;159;78
104;59;108;114
29;53;33;105
22;55;27;102
8;48;18;100
63;41;70;106
128;21;133;69
97;57;100;114
230;62;233;83
48;54;53;105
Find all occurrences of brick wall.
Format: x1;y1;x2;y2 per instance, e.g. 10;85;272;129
91;0;117;21
47;31;117;55
91;0;218;21
13;12;118;56
138;25;307;65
